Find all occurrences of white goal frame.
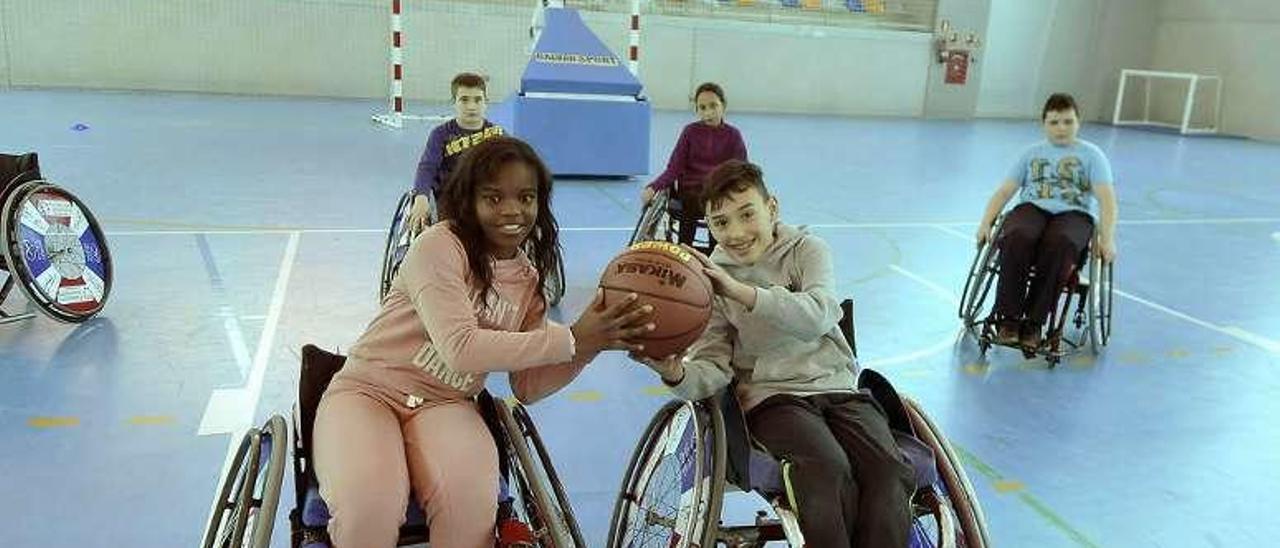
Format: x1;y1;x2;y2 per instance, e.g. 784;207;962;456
1112;69;1222;135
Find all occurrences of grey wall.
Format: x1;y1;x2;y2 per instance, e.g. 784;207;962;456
0;0;933;116
14;0;1255;133
976;0;1161;121
1153;0;1280;140
922;0;991;118
0;1;11;90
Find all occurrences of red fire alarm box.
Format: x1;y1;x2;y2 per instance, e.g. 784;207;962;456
944;51;969;85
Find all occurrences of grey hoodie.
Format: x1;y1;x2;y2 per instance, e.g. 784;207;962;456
668;223;858;410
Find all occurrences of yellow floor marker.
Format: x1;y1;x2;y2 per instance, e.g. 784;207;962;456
129;416;176;426
994;480;1026;493
1120;352;1150;365
643;385;671;397
1068;355;1097;368
29;417;79;428
567;391;603;403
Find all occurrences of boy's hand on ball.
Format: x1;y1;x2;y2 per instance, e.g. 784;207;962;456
631;353;685;385
682;245;756;309
571;289;655;356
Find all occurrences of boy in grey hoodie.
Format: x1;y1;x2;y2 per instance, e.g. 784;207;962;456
634;160;914;547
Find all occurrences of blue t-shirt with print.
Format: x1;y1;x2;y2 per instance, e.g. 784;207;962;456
1006;139;1114;219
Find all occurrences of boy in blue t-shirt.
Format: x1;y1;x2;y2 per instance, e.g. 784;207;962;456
975;93;1119;350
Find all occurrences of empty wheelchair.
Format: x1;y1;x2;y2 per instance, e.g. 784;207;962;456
381;190;565;306
958;213;1114;366
202;344;585;548
1;152;113;325
629;188;714;255
608;300;989;547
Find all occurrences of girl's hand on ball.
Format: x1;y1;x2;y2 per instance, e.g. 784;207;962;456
572;289;654;356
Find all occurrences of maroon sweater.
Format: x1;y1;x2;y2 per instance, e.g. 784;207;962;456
648;121;748;192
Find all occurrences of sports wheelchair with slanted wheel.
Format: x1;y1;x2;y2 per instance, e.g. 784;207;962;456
381;190;565;306
608;300;990;547
957;213;1114;366
1;152;113;325
201;344;586;548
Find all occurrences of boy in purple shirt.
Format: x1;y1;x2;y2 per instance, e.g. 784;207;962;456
408;72;506;233
641;82;749;248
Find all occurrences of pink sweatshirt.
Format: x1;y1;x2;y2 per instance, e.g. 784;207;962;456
336;223;581;407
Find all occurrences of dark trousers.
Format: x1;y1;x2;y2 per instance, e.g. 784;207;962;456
747;393;914;548
672;184;717;253
993;203;1095;327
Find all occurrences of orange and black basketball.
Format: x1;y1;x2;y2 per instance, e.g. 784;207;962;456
598;241;714;360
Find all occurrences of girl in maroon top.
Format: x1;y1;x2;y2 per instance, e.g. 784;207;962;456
641;82;749;248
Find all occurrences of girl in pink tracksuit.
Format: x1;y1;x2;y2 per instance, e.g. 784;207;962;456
313;136;652;548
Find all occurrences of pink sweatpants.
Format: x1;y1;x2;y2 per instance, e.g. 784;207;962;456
313;379;499;548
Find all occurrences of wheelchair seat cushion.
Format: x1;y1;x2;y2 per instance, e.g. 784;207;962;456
301;481;426;530
1;152;41;199
746;448;784;496
856;369;912;436
894;430;939;490
746;431;936;500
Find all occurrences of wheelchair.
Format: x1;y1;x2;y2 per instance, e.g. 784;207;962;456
0;152;113;325
381;190;566;306
958;213;1114;367
608;300;990;548
202;344;585;548
628;188;714;256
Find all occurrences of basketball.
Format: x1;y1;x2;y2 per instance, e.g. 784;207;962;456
598;241;714;360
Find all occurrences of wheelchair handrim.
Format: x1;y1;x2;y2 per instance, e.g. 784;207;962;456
1;181;113;322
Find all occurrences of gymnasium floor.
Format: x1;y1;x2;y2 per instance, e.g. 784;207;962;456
2;89;1278;547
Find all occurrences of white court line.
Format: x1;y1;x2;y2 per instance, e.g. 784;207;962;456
1118;217;1280;225
888;264;960;306
934;225;976;242
931;225;1280;353
199;230;300;435
852;264;962;369
1113;290;1280;353
104;217;1280;237
200;230;300;542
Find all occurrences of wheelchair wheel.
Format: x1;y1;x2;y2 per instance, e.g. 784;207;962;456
903;398;989;548
958;234;1001;330
1087;257;1113;353
544;259;566;307
608;399;726;548
496;402;586;547
495;400;577;547
379;191;416;301
203;415;288;548
909;487;960;548
628;190;672;247
1;181;112;323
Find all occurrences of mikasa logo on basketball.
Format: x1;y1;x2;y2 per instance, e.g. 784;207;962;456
629;241;693;263
615;260;688;288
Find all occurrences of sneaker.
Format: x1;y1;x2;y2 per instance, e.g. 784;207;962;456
994;322;1020;346
1019;324;1043;351
496;517;536;548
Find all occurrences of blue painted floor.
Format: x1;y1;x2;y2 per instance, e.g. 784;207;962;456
2;89;1278;547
